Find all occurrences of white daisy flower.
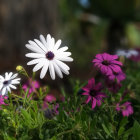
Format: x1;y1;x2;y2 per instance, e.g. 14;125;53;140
116;49;138;58
25;34;73;80
0;72;20;95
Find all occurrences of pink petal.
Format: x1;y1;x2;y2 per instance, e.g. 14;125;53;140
111;55;118;60
96;100;101;106
111;60;122;66
82;92;89;95
92;98;96;109
95;54;103;60
92;59;101;63
85;96;91;104
88;78;95;89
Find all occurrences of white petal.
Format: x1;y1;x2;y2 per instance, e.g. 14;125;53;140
0;75;4;81
6;86;11;93
57;57;73;62
54;40;61;50
40;35;48;49
13;78;21;81
9;84;17;89
8;72;13;79
51;38;55;48
5;72;9;80
29;40;46;53
49;62;55;80
34;39;47;52
33;60;45;72
2;87;7;95
57;46;68;52
11;80;20;84
0;84;3;90
56;52;71;57
46;34;51;43
26;53;45;58
40;61;49;79
27;58;44;65
47;35;54;50
11;73;18;79
26;44;44;54
55;59;70;70
55;60;69;75
53;62;63;78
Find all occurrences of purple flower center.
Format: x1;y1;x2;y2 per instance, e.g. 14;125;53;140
46;51;54;60
102;60;109;66
113;72;118;75
3;80;9;85
89;89;97;97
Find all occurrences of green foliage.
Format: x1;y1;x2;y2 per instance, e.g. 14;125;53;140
133;121;140;140
0;59;140;139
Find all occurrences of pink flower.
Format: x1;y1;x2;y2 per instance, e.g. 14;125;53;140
43;94;56;109
107;71;126;83
82;78;106;109
92;53;122;75
0;95;8;109
116;102;133;117
22;79;40;95
44;94;56;103
43;94;59;118
54;103;59;115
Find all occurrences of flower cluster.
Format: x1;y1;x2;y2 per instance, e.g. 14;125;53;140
0;34;73;109
116;48;140;62
22;78;40;96
93;53;125;92
116;49;138;58
0;95;8;109
0;34;134;120
82;53;133;117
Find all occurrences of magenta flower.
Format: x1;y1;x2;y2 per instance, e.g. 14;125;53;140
44;94;56;103
0;95;8;109
116;102;133;117
43;94;59;118
107;71;126;83
22;79;40;95
82;78;106;109
43;94;56;109
92;53;122;75
54;103;59;115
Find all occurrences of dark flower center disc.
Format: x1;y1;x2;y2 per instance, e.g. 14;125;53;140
102;60;109;66
3;80;9;85
46;51;54;60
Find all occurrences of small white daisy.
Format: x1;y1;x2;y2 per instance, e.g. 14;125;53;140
25;34;73;80
116;49;138;58
0;72;20;95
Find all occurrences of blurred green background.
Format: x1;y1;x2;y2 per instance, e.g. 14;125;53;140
0;0;140;81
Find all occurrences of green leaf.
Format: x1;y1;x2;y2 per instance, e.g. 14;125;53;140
50;136;57;140
123;128;133;140
120;117;128;127
102;124;111;137
133;120;140;140
118;127;125;136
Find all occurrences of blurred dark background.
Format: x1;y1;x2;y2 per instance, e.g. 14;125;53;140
1;0;140;82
